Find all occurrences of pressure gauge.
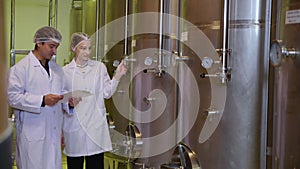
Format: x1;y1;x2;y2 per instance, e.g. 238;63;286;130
113;60;120;67
270;40;299;66
201;57;214;69
269;40;284;66
144;57;153;66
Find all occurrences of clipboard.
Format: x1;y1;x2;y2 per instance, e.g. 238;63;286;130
60;90;92;103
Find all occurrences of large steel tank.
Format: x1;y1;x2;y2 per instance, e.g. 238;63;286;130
178;0;271;168
69;0;83;36
0;1;12;168
270;0;300;168
70;0;271;168
105;1;179;167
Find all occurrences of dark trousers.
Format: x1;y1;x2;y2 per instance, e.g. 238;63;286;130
67;153;104;169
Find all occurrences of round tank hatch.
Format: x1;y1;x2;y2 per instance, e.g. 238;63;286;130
162;143;201;169
110;123;143;161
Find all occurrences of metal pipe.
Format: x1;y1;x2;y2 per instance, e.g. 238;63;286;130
48;0;58;62
174;0;182;145
260;1;272;168
48;0;58;28
103;0;106;59
124;0;129;56
220;0;230;83
176;0;182;56
158;0;164;77
95;0;100;60
54;0;58;62
55;0;58;27
99;0;106;59
10;50;30;55
10;0;15;67
48;0;52;26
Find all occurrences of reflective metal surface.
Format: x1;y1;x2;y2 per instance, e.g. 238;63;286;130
1;0;12;167
182;0;270;168
163;143;201;169
70;0;271;169
110;123;143;160
271;0;300;168
69;0;82;35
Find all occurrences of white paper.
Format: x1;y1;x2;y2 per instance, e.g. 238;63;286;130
60;90;92;103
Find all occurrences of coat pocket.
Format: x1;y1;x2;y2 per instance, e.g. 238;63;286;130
63;129;85;154
23;115;46;141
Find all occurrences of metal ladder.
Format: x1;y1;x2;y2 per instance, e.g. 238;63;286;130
9;0;58;67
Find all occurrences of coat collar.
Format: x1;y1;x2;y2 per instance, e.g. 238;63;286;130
29;51;42;66
69;58;96;69
29;51;56;80
29;51;54;68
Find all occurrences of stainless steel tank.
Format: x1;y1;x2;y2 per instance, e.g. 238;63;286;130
69;0;99;42
69;0;83;35
107;1;178;167
165;1;272;169
270;0;300;168
177;0;271;168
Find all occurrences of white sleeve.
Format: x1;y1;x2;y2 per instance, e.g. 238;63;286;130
7;65;42;114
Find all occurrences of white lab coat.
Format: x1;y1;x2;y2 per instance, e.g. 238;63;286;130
7;51;69;169
62;59;118;157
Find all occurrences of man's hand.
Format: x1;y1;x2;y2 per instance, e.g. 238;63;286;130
44;94;63;106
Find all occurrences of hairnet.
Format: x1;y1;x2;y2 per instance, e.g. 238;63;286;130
33;26;62;44
70;32;90;51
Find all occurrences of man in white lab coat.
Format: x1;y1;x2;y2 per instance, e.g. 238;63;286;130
7;26;73;169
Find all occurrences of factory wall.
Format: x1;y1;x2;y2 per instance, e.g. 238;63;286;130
4;0;73;67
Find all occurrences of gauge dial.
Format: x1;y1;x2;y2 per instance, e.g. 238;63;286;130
201;57;214;69
270;40;283;66
144;57;153;66
112;60;120;67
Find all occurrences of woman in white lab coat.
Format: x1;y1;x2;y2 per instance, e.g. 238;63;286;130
7;26;72;169
62;32;127;169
